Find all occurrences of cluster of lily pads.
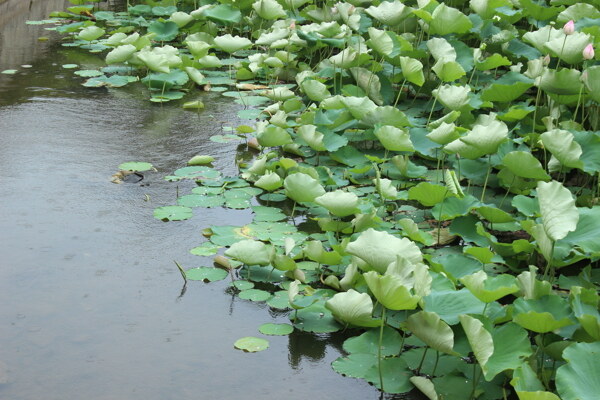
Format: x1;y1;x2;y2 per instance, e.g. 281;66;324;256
46;0;600;398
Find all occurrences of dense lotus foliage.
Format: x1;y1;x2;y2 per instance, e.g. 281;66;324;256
42;0;600;398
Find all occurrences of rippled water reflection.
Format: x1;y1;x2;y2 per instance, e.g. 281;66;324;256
0;1;386;399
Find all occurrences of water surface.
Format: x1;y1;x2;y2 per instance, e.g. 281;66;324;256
0;2;384;399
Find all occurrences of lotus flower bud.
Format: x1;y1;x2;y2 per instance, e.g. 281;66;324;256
290;20;296;29
563;20;575;35
543;54;551;65
583;44;595;60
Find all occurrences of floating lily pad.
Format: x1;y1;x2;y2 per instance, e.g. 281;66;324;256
258;323;294;336
74;69;103;77
234;336;269;352
185;266;228;282
153;205;193;221
190;242;221;256
231;280;254;290
267;290;291;309
62;64;78;69
1;69;18;74
119;161;153;172
178;194;225;208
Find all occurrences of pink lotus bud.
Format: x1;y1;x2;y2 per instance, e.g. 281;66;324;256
290;20;296;29
543;54;551;65
583;44;595;60
563;20;575;35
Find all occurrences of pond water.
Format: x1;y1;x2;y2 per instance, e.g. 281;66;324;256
0;1;386;399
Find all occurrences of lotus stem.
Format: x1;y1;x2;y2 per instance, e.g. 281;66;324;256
469;362;481;400
431;351;440;377
416;346;429;375
378;307;386;392
480;155;492;202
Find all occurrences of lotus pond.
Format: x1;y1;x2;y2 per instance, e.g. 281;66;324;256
6;0;600;398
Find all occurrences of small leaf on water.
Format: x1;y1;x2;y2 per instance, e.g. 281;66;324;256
231;280;254;290
234;337;269;352
185;267;228;282
189;242;220;257
119;161;153;172
238;288;272;302
1;69;18;74
153;205;193;221
258;323;294;336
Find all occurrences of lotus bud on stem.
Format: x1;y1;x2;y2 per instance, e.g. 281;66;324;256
583;44;595;60
563;20;575;35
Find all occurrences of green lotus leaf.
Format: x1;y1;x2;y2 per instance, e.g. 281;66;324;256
432;60;466;83
427;37;456;63
432;85;471;111
259;323;293;336
426;123;460;145
460;270;519;303
234;336;269;352
119;161;153;172
540;129;583;169
423;289;486;325
297;125;326;151
153;205;193;221
374;125;414;152
570;287;600;340
224;239;271;266
186;267;228;282
252;0;286;20
583;66;600;103
476;206;514;223
329;47;359;69
137;46;182;73
147;21;179;42
350;67;384;105
325;289;381;327
204;4;242;25
408;182;451;207
283;173;325;203
256;28;290;46
303;241;342;265
300;79;330;102
476;53;512;70
198;55;222;68
459;314;493;372
538;68;583;96
238;288;271;301
520;0;564;21
544;31;592;64
410;377;439;400
511;362;561;400
169;11;193;27
315;190;360;217
537;180;579;242
556;342;600;400
186;40;211;58
512;296;575;333
523;26;563;53
484;322;533;380
398;218;435;246
444;118;508;159
481;72;534;103
105;44;136;64
345;228;423;274
361;106;410;128
502;151;550;180
399;56;425;87
344;326;402;356
444;170;464;198
152;6;176;16
105;32;127;46
366;0;412;25
374;178;398;200
405;311;455;355
256;125;293;148
254;171;283;191
190;242;220;257
429;3;472;35
364;271;420;310
516;266;552;300
83;75;134;88
184;67;205;86
77;25;105;41
214;34;252;53
141;70;188;90
263;87;296;101
367;27;394;56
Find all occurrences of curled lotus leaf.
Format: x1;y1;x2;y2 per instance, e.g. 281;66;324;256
315;190;360;217
325;289;381;328
224;239;271;266
365;0;412;26
283;173;325;203
345;228;422;274
214;34;252;53
374;125;414;152
363;271;420;311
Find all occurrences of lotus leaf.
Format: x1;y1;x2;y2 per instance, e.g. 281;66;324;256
374;126;414;152
325;289;381;327
283;173;325;203
432;85;471;111
513;296;574;333
254;172;283;192
234;336;269;352
345;228;422;274
444;118;508;159
364;271;420;310
224;239;271;266
537;180;579;242
169;11;193;28
429;4;472;35
555;342;600;400
405;311;455;355
460;271;519;303
365;0;412;25
214;34;252;54
252;0;285;20
77;25;104;41
314;190;360;217
105;44;136;64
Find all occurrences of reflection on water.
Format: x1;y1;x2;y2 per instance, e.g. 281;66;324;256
0;1;388;399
